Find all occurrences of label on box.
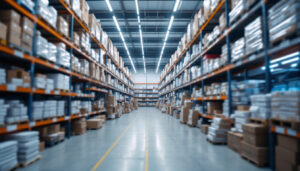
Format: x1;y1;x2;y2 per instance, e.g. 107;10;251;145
65;116;70;120
14;50;24;58
46;89;51;94
7;125;17;132
7;84;17;91
52;118;57;122
276;126;284;134
29;121;35;127
55;90;59;95
287;129;296;137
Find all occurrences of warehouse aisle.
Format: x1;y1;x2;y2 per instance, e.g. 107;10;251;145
18;108;271;171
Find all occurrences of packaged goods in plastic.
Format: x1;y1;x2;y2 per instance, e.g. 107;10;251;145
57;16;69;38
71;0;81;18
268;0;300;44
36;34;49;58
250;94;271;119
244;17;263;55
231;37;245;62
56;45;71;68
229;0;247;23
0;141;18;171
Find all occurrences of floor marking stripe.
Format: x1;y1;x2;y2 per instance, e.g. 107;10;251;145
91;120;133;171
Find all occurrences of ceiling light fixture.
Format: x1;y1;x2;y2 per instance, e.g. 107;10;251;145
105;1;136;72
105;0;113;12
173;0;180;12
135;0;146;73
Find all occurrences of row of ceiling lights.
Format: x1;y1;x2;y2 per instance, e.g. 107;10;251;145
105;0;137;73
105;0;180;73
135;0;146;73
156;0;181;73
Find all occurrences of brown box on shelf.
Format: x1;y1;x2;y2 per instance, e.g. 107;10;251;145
275;156;298;171
57;16;69;38
5;21;21;46
48;124;60;134
21;32;33;52
241;140;269;165
21;16;34;36
0;22;7;41
276;146;300;166
0;10;21;24
242;123;268;147
201;124;210;134
80;0;89;26
87;119;103;129
207;102;222;115
37;126;48;137
237;105;250;111
39;141;45;152
277;134;300;152
227;131;243;153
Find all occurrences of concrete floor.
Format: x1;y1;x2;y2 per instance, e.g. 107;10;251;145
18;107;271;171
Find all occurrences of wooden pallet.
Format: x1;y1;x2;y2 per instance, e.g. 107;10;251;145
270;118;300;131
8;164;19;171
206;138;227;145
187;124;196;127
46;138;64;147
180;121;186;124
6;119;29;125
20;155;41;167
8;43;31;55
241;153;268;167
72;131;86;136
249;118;268;125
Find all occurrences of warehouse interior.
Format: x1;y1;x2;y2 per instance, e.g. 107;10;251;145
0;0;299;171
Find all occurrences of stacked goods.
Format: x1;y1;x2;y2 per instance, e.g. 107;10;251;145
181;91;191;106
275;135;300;171
56;43;71;68
245;17;263;55
124;101;131;114
180;100;192;124
271;91;300;121
250;94;271;119
229;0;247;23
34;73;47;89
187;110;199;127
36;0;57;28
80;0;90;26
0;99;9;125
47;73;70;91
201;124;210;134
0;141;18;171
6;69;31;88
0;10;21;47
133;98;138;110
231;37;245;62
232;106;251;132
207;118;231;143
7;131;40;164
0;68;6;84
72;118;87;135
57;16;69;38
20;16;34;52
115;103;122;118
71;0;81;17
0;21;7;42
206;102;223;116
241;123;269;166
161;104;167;113
268;0;300;44
227;131;243;153
94;115;106;123
37;124;65;146
6;100;28;124
87;119;103;130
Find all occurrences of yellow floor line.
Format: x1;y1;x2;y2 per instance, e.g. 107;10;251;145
91;121;133;171
145;114;149;171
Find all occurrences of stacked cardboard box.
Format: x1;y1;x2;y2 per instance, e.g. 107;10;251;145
201;124;210;134
20;16;34;51
0;22;7;42
241;123;269;165
227;131;243;153
207;102;223;116
207;117;231;143
275;135;300;171
232;106;251;132
87;119;103;130
124;101;131;114
6;69;31;88
0;10;21;47
180;100;192;124
187;110;199;127
72;118;87;135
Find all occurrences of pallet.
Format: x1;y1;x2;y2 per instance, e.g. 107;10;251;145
20;155;41;167
180;121;186;124
46;138;64;147
206;138;227;145
9;164;19;171
6;119;29;125
72;132;86;136
241;153;268;167
270;26;300;48
270;118;300;131
55;88;70;93
187;124;196;127
249;118;268;125
8;43;32;56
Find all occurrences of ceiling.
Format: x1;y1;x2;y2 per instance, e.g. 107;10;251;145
87;0;203;73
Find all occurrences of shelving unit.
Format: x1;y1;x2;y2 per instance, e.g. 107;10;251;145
157;0;300;169
0;0;134;138
134;83;159;107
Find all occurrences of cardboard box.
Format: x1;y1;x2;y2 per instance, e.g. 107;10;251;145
277;134;300;152
276;146;300;165
48;124;60;134
5;21;21;46
37;127;48;137
72;118;87;135
57;16;69;37
275;156;298;171
21;16;34;36
237;105;250;111
242;123;268;134
242;123;268;147
0;22;7;41
241;141;269;165
39;141;45;152
57;131;65;141
21;32;33;52
180;107;190;124
0;10;21;24
87;119;102;129
227;131;243;152
201;124;210;134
